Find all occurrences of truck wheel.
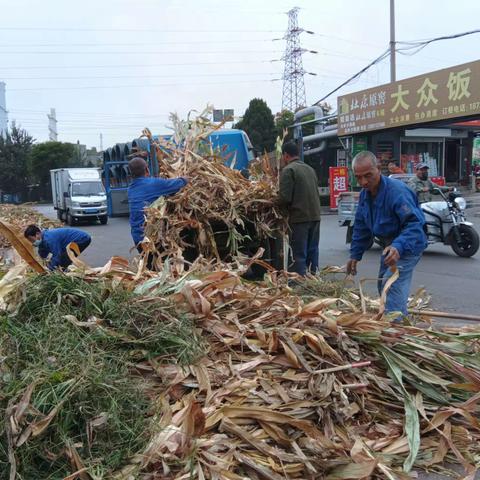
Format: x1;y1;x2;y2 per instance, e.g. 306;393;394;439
66;212;75;226
57;210;63;221
100;215;108;225
451;225;479;257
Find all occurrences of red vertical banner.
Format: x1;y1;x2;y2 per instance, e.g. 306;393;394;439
329;166;349;209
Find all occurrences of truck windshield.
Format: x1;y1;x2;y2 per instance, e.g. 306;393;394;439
72;182;105;196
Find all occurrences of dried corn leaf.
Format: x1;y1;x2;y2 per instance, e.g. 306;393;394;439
0;203;61;249
0;219;45;272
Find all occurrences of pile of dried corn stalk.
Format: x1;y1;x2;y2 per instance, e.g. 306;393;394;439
1;252;480;479
119;269;480;480
141;107;286;263
0;203;61;249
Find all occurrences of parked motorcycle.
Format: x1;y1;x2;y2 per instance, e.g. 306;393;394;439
422;188;479;257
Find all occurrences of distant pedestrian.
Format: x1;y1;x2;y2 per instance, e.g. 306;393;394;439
24;224;91;270
278;141;322;276
388;162;404;175
346;151;427;318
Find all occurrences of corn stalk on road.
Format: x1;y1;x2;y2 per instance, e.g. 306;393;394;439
31;204;480;480
34;204;480;322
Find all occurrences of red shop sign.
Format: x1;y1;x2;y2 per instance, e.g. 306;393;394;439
329;166;349;209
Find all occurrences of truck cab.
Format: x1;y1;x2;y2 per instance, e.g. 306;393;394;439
51;168;108;225
209;129;255;176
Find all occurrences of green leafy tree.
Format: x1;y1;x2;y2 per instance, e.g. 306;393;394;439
0;122;34;200
29;141;76;200
235;98;277;153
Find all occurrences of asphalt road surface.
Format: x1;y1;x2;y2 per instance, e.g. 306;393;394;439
35;204;480;317
34;203;480;479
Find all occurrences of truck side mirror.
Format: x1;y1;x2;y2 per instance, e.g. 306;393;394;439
63;191;70;198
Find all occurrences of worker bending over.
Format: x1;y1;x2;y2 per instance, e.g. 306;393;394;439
24;224;91;270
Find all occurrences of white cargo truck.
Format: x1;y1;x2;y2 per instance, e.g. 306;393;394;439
50;168;108;225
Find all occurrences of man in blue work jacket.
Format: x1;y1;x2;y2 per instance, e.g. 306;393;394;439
346;151;427;317
24;224;91;270
127;157;188;249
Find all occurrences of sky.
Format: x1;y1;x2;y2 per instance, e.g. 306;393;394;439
1;0;480;150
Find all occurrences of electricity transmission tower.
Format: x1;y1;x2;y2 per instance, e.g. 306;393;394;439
281;7;316;111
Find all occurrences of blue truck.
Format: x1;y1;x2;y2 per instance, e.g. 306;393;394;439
103;129;254;217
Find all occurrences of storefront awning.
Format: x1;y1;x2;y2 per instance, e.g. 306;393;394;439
337;59;480;136
453;120;480;127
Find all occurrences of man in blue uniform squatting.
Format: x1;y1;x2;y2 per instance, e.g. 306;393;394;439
346;151;427;319
24;224;91;270
127;157;188;261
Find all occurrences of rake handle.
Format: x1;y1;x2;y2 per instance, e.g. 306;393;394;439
409;309;480;322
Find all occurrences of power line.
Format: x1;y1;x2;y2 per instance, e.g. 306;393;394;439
15;119;165;126
8;78;277;91
9;109;171;117
0;48;405;71
313;28;480;105
0;60;273;70
20;125;149;131
314;33;383;49
1;72;279;81
313;49;390;104
15;115;173;124
397;28;480;47
0;40;273;47
0;26;283;32
0;51;371;71
0;34;382;49
0;50;281;55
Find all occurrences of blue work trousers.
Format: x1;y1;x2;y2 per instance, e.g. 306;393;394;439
289;221;320;276
378;253;421;316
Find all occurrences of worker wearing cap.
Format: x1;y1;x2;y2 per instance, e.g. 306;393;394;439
24;224;91;270
408;163;450;203
127;157;188;248
346;151;427;319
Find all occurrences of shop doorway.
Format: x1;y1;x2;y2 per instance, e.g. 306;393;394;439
445;140;460;183
400;139;443;176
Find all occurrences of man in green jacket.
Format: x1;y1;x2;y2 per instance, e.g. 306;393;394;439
278;141;322;275
408;163;451;203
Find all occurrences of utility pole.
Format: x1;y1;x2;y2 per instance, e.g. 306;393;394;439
281;7;316;111
100;133;103;151
389;0;396;82
47;108;58;141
